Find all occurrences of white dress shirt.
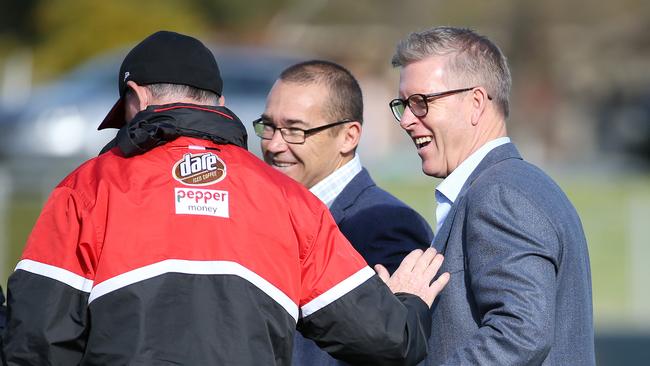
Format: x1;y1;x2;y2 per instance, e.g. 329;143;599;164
310;154;363;207
435;137;511;234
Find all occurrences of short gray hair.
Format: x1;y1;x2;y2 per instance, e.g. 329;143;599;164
146;83;219;105
392;27;511;118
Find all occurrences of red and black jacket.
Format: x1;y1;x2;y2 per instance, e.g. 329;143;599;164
2;105;431;365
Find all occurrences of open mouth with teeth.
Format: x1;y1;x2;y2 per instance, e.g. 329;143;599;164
414;136;433;149
272;161;296;168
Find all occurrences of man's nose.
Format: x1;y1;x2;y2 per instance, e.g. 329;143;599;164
399;107;418;130
265;129;289;152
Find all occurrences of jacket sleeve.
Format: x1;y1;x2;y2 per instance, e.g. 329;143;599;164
297;206;431;366
3;186;99;365
443;183;560;365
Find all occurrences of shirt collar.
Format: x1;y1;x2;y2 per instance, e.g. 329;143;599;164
310;154;363;207
436;137;511;204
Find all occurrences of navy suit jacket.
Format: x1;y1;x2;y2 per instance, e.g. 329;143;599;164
293;168;433;366
1;284;6;359
425;143;595;365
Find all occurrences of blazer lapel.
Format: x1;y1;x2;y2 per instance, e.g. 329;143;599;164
329;168;374;224
431;199;460;253
431;143;522;254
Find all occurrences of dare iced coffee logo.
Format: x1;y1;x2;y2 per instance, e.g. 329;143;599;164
172;152;226;186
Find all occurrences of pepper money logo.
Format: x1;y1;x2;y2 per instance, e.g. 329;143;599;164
175;188;229;218
172;152;226;186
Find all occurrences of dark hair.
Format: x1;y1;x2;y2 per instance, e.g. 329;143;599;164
392;27;511;118
279;60;363;126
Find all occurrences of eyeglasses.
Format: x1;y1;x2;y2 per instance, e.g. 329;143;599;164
252;118;353;144
389;87;491;121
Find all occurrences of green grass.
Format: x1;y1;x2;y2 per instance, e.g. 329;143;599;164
3;195;43;282
3;174;650;329
561;180;628;321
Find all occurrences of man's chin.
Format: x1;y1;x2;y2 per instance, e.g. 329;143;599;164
421;164;446;179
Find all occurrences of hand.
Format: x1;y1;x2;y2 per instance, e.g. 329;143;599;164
375;248;450;308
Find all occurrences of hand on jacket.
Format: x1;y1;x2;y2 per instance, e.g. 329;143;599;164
375;248;450;308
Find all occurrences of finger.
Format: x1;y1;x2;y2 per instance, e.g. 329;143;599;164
415;253;443;287
394;249;424;276
424;253;445;281
422;272;450;307
412;247;438;275
429;272;450;297
374;264;390;284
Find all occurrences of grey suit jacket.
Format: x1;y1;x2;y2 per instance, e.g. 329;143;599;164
425;143;595;365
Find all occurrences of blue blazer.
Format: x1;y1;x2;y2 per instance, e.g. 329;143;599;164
293;168;433;366
425;143;595;365
0;285;5;331
329;168;433;274
0;284;6;354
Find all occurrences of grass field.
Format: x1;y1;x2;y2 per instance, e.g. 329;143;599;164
3;173;650;330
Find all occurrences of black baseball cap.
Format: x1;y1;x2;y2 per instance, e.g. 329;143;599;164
98;31;223;130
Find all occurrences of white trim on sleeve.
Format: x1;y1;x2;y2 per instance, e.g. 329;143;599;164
300;266;375;318
15;259;94;293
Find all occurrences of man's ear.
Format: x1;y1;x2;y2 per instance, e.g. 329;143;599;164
340;121;362;155
126;80;151;111
470;87;489;126
217;95;225;106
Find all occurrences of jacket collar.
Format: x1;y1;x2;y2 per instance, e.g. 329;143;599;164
329;168;374;223
101;103;248;157
431;143;522;252
436;137;510;205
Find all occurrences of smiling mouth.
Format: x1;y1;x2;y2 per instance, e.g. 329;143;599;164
414;136;433;149
272;161;296;168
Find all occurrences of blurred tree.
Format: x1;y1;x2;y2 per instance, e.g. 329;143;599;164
0;0;39;42
30;0;210;81
193;0;291;33
0;0;291;82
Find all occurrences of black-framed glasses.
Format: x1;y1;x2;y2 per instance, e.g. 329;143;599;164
389;87;492;122
252;118;353;144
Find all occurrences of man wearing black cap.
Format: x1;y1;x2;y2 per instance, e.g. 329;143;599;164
2;31;449;365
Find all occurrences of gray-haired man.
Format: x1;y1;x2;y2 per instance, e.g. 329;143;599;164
390;26;595;365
